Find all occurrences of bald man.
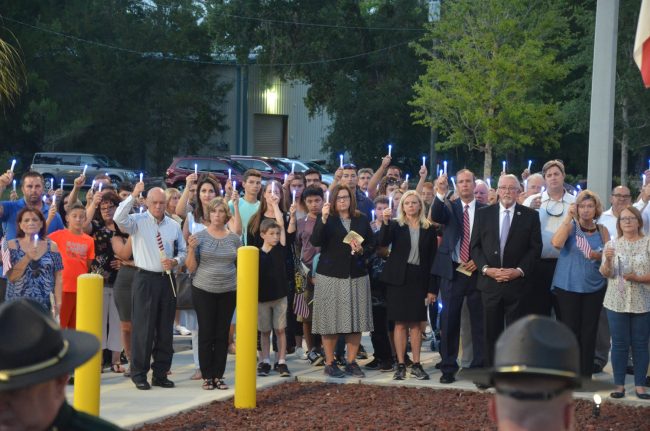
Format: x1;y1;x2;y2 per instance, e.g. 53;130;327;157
114;183;187;390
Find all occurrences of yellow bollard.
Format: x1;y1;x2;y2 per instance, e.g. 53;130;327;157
73;273;103;416
234;246;259;409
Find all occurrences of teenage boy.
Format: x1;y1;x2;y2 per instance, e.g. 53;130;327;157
295;185;325;365
49;202;95;329
230;169;261;245
257;218;294;377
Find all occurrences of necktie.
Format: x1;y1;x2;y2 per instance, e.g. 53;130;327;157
500;209;511;262
460;204;471;262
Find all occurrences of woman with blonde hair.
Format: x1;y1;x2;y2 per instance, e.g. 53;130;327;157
378;190;438;380
186;197;242;390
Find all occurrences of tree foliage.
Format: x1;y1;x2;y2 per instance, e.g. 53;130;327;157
411;0;571;178
207;0;431;170
0;0;230;172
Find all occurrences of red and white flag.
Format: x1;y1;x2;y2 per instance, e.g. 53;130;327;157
575;222;593;260
635;0;650;88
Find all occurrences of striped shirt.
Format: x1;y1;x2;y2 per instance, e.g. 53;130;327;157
192;229;241;294
113;195;186;272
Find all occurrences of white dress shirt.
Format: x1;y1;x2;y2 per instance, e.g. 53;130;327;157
114;195;187;272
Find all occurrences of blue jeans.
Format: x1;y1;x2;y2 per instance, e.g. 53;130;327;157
605;309;650;386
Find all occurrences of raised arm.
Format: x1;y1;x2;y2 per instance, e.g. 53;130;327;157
551;204;576;249
367;156;391;199
175;173;197;219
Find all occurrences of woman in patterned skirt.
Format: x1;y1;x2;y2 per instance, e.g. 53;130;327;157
310;184;374;378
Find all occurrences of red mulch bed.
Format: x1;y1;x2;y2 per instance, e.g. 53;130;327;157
135;381;650;430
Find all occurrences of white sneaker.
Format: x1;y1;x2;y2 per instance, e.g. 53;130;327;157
295;347;307;360
175;325;191;336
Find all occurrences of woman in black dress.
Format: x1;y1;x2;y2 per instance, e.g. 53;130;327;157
378;190;437;381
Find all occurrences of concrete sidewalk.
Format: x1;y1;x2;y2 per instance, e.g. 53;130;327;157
66;334;649;429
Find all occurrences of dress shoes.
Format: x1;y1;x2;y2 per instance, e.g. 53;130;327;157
439;373;456;384
151;376;175;388
134;380;151;390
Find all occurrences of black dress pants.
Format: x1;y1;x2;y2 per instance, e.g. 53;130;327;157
439;269;484;374
192;286;236;380
527;258;557;316
130;270;176;383
371;304;392;363
554;287;606;377
481;284;528;367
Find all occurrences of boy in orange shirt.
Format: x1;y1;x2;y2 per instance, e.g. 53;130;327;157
49;202;95;329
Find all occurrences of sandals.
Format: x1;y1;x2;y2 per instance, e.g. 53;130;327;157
110;363;126;373
202;379;215;390
214;378;228;390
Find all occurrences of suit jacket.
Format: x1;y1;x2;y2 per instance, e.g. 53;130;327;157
377;220;438;293
310;213;374;279
470;203;542;292
430;197;485;281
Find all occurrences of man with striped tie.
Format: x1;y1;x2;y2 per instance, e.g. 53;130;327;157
114;182;186;390
430;169;486;384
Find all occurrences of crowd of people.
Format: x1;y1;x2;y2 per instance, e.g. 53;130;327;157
1;154;649;401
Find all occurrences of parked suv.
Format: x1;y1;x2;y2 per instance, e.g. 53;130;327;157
30;152;139;187
165;156;247;190
229;155;291;182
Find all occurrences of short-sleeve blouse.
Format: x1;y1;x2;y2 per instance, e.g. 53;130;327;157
6;239;64;311
603;236;650;313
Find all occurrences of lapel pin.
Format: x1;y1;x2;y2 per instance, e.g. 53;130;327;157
516;211;521;216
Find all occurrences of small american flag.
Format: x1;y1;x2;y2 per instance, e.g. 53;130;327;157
575;222;593;259
293;292;310;319
1;237;11;276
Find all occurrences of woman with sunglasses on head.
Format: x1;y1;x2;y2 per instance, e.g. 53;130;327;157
6;208;63;314
600;206;650;400
551;190;608;378
83;190;127;373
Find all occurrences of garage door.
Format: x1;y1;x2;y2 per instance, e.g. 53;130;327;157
253;114;286;157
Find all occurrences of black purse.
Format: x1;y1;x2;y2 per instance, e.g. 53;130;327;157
175;272;194;310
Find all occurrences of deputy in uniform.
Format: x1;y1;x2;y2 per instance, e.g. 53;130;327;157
0;299;123;431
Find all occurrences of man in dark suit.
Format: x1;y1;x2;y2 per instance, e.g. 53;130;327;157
470;174;542;367
430;169;485;384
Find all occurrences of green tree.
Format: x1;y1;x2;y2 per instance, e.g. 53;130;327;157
207;0;430;170
0;1;230;172
0;34;25;108
411;0;571;178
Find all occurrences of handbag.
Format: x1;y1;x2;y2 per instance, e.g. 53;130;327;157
292;244;308;294
175;272;194;310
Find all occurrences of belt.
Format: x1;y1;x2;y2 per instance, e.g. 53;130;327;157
136;267;166;276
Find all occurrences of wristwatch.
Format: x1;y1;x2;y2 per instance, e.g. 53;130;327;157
482;265;489;275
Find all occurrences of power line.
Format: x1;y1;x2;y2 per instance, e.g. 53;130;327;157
1;16;417;67
218;12;427;32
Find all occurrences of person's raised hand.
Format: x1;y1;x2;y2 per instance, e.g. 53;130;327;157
381;155;392;169
73;175;86;188
382;207;392;223
0;170;14;188
435;173;448;196
289;202;297;217
231;188;239;206
185;173;198;187
604;245;615;261
419;164;427;179
566;203;577;220
529;195;542;210
132;180;145;198
521;169;530;181
187;234;199;250
321;202;330;220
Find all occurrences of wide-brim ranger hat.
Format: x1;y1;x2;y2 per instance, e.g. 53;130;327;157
461;315;613;392
0;299;99;392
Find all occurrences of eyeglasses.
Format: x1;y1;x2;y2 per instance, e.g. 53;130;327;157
100;205;115;211
620;217;638;223
497;186;519;193
336;195;351;201
612;194;631;199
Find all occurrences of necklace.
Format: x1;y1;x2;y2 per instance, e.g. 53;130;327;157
579;224;597;233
